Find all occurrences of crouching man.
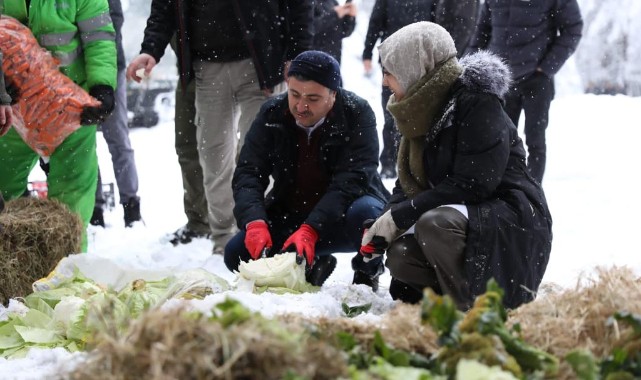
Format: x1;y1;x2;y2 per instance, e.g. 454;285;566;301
224;51;389;287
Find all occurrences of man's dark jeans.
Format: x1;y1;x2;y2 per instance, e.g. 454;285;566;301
504;72;555;183
224;195;385;271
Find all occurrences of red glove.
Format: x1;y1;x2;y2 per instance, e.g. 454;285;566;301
282;224;319;266
359;218;387;262
245;220;272;260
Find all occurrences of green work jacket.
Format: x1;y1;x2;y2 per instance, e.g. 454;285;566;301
2;0;117;90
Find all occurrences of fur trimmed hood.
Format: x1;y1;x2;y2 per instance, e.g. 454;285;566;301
458;50;512;99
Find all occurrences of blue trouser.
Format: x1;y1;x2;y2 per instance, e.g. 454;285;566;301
503;72;555;183
96;69;139;206
224;195;385;272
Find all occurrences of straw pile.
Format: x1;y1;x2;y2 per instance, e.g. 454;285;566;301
284;302;439;357
509;266;641;379
0;197;82;305
71;307;348;380
69;267;641;379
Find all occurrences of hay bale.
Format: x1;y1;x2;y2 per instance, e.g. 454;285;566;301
0;197;82;305
508;266;641;379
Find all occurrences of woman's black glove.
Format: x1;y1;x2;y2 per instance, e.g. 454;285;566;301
80;85;115;125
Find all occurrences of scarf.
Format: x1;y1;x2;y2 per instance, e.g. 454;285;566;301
387;57;463;198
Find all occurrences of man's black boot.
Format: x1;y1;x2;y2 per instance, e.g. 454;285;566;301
306;255;337;286
169;226;212;246
90;206;105;227
123;197;141;227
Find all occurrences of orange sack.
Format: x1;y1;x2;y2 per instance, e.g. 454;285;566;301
0;16;100;157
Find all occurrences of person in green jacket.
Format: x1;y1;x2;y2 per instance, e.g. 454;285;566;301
0;0;117;251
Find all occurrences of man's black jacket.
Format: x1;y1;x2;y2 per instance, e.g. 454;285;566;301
232;89;389;236
139;0;313;90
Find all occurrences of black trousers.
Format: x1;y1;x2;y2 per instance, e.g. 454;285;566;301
503;72;555;183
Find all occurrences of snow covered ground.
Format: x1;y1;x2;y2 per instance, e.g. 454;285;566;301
2;2;641;378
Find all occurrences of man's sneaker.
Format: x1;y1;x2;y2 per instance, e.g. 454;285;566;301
90;206;105;227
212;233;235;255
306;255;337;287
351;253;385;292
123;197;142;227
169;226;211;246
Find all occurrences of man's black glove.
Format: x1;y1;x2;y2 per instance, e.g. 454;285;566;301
80;85;115;125
4;80;19;105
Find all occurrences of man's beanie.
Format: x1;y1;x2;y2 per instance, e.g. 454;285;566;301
287;50;342;91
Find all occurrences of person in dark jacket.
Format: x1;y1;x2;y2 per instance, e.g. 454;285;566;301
312;0;356;63
433;0;479;55
467;0;583;183
126;0;313;254
225;51;389;288
361;22;553;310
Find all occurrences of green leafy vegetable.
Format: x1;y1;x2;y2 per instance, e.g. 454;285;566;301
342;302;372;318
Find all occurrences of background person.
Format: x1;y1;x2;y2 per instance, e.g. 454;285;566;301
126;0;314;254
91;0;142;228
312;0;357;64
0;0;117;251
466;0;583;183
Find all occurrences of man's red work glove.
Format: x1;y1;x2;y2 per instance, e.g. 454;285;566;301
282;224;319;266
245;220;272;260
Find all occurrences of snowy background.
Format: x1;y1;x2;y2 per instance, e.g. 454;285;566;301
2;0;641;378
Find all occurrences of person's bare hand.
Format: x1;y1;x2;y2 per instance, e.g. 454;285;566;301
334;3;356;18
126;53;157;82
344;3;357;17
0;105;14;137
363;59;373;75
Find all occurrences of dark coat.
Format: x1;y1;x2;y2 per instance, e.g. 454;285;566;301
467;0;583;81
362;0;436;60
233;89;389;236
312;0;356;63
388;52;552;308
139;0;313;90
434;0;479;57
